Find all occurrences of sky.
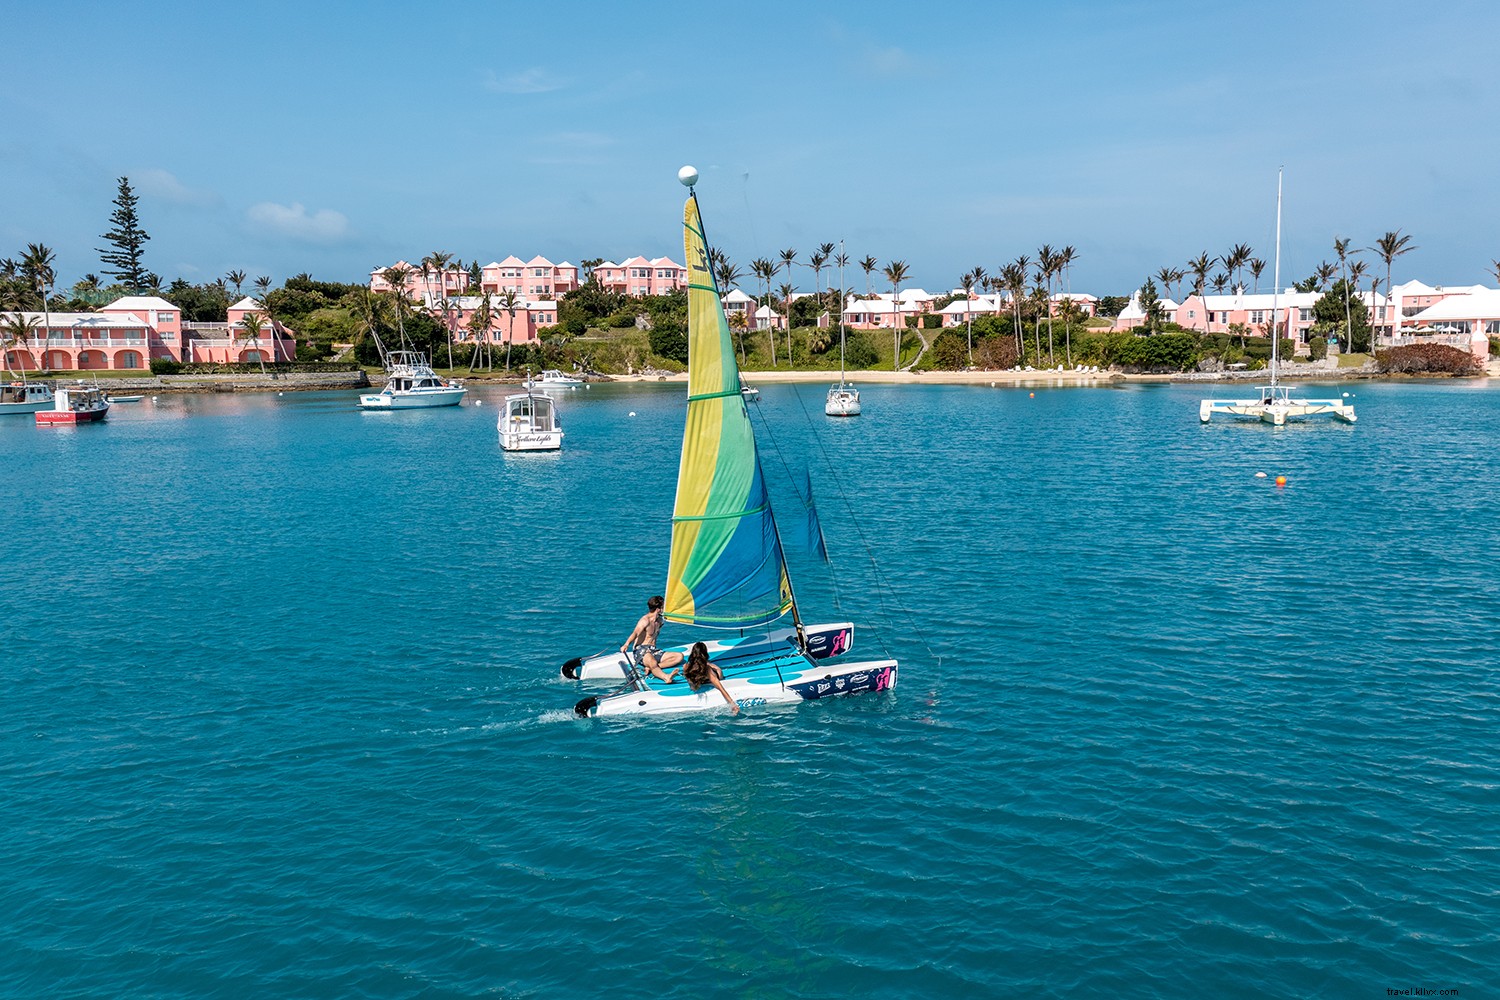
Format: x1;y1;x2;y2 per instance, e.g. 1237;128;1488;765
5;0;1499;298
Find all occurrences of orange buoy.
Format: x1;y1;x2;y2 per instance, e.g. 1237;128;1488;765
1029;392;1035;398
1275;475;1287;487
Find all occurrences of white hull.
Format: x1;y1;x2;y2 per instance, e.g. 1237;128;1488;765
825;385;861;416
0;383;55;414
1199;397;1356;425
576;656;897;718
500;429;563;451
359;387;467;409
0;399;52;414
562;621;855;681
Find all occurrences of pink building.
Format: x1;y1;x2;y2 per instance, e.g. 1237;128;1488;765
938;295;1005;328
369;261;470;300
478;256;579;298
439;295;558;346
595;257;687;296
840;290;938;330
2;294;294;370
1174;289;1391;352
1402;288;1500;362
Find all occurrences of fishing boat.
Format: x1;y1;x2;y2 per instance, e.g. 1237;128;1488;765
36;383;109;424
534;369;585;389
1200;171;1356;426
359;351;467;409
498;385;564;451
571;167;897;718
0;380;55;415
826;239;862;417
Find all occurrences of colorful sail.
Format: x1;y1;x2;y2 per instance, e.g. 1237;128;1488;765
663;194;793;627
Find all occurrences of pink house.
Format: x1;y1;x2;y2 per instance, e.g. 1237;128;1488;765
479;257;579;298
595;256;687;296
1402;288;1500;362
1173;289;1391;353
440;295;558;346
370;261;470;300
2;294;294;370
938;295;1005;328
840;290;937;330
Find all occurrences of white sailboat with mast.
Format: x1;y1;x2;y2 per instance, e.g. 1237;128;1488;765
1200;169;1356;426
826;239;861;417
570;167;897;718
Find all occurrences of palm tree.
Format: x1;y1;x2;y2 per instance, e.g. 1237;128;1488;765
959;269;977;365
1186;251;1212;331
1489;259;1500;284
777;248;797;357
1248;258;1266;294
859;255;878;297
240;310;269;375
498;289;521;371
424;250;456;368
1058;246;1079;366
2;312;43;374
226;270;247;297
750;257;778;364
1225;243;1253;292
1314;261;1337;292
1036;244;1058;365
1154;266;1177;302
1372;230;1417;347
22;243;56;356
381;264;414;350
467;293;494;371
811;242;834;303
1029;279;1048;362
882;260;909;370
1002;260;1028;359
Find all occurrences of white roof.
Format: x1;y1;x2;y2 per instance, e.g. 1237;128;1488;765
1407;288;1500;322
2;310;147;328
722;289;756;303
228;296;261;311
937;298;1003;315
105;295;178;312
1117;291;1180;321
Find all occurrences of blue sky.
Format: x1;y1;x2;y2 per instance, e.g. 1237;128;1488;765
5;0;1498;297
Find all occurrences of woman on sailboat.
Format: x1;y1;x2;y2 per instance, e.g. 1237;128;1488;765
684;642;739;713
621;595;684;683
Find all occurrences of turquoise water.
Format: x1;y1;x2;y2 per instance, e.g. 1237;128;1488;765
3;380;1497;998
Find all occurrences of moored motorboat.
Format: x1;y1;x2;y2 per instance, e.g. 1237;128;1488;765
36;384;109;424
534;369;585;389
359;351;466;409
0;380;55;415
825;382;861;416
499;386;563;451
106;394;144;403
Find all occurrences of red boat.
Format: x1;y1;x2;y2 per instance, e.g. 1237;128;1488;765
36;384;110;425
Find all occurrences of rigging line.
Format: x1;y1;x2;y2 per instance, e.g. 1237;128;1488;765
768;383;944;671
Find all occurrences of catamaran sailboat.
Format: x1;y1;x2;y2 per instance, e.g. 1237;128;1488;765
569;167;897;718
826;239;861;417
1200;171;1356;426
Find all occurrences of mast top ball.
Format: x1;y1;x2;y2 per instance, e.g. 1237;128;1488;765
678;165;699;188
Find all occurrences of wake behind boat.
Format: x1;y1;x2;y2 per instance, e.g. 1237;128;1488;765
570;166;897;719
360;351;466;409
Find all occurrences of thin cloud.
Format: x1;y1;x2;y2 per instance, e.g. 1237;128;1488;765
862;44;917;76
246;202;351;244
484;68;565;94
135;168;220;207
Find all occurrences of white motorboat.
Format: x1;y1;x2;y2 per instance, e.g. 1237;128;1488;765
535;369;585;389
0;380;55;415
1200;171;1355;427
499;386;563;451
825;240;862;417
359;351;466;409
740;379;759;400
36;383;109;425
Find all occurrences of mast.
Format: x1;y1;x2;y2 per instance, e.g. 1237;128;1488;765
1270;168;1283;389
838;238;846;385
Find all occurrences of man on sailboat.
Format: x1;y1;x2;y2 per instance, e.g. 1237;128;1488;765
621;596;683;683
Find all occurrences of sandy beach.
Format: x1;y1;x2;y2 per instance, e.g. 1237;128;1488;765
610;367;1151;386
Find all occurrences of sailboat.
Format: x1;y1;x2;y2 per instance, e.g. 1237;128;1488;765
570;167;898;718
1200;170;1356;426
826;238;861;417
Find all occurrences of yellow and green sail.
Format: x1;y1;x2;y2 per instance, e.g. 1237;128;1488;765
663;193;793;627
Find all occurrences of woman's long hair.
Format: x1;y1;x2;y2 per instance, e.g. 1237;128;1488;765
684;641;711;689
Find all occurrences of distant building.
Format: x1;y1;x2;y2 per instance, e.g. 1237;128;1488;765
2;294;294;371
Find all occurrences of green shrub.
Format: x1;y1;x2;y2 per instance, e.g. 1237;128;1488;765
149;357;183;375
1309;336;1328;361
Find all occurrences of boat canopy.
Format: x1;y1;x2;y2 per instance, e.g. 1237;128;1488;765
664;194;793;628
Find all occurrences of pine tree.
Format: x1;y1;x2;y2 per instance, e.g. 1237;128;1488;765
97;176;151;291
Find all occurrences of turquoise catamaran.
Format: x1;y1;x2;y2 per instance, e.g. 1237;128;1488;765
570;168;898;718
